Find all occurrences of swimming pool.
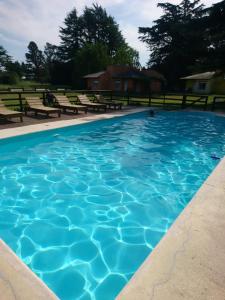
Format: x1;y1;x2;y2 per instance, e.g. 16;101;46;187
0;111;225;300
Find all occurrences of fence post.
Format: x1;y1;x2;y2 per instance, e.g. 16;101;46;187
212;96;216;111
163;93;166;108
182;94;186;109
127;92;130;105
204;96;208;111
18;92;23;111
148;93;151;107
42;91;46;103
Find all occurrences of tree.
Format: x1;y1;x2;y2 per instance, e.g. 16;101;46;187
81;4;126;56
0;45;12;71
6;61;24;77
0;46;22;84
179;0;205;19
139;0;206;89
43;42;59;81
58;4;129;62
205;0;225;71
25;41;45;81
73;43;111;86
59;8;83;61
55;3;140;86
112;46;140;68
44;43;58;64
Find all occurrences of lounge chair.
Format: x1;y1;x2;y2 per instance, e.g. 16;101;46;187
0;99;23;122
25;97;61;117
77;95;107;112
54;95;87;114
94;94;123;110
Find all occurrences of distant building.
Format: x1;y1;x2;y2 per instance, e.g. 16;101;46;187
181;71;225;94
83;65;165;93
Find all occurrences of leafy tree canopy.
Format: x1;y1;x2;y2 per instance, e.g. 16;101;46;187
25;41;45;81
205;0;225;70
59;8;82;61
112;46;140;68
44;43;58;64
56;3;140;86
81;4;125;55
59;3;136;64
139;0;207;88
0;45;12;71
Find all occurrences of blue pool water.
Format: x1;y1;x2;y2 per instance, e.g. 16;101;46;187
0;111;225;299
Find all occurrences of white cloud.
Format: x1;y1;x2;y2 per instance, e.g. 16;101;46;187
0;0;218;64
0;0;126;48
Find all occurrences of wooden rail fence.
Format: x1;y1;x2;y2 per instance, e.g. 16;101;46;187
212;96;225;111
0;89;224;112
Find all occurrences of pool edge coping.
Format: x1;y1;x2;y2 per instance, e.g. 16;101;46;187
0;107;149;140
0;239;58;300
117;156;225;300
1;108;225;299
0;107;149;300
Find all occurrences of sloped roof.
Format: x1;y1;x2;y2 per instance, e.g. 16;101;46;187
113;69;165;81
83;71;106;78
180;71;217;80
141;69;165;81
113;70;148;80
83;68;165;81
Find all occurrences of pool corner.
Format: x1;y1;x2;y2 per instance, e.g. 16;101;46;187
117;156;225;300
0;239;58;300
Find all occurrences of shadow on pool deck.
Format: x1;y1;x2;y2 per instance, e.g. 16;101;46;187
0;107;136;130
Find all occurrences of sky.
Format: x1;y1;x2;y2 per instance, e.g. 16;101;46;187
0;0;217;66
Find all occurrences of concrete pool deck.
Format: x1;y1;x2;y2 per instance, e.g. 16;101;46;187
0;107;149;139
118;156;225;300
0;108;225;299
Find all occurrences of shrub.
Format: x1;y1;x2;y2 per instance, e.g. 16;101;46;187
0;71;20;84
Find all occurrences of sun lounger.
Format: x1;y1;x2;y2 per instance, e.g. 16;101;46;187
25;97;61;117
54;95;87;114
77;95;107;112
94;94;123;110
0;99;23;122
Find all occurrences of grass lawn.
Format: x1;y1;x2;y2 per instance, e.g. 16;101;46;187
0;81;50;90
0;87;224;111
0;91;88;110
126;94;225;109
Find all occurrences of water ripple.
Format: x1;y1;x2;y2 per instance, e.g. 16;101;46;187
0;111;225;299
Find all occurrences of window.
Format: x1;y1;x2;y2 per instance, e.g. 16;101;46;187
198;81;207;91
114;80;121;91
92;80;99;89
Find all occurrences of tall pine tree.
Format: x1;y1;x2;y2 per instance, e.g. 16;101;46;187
25;41;45;81
81;4;126;56
57;3;140;86
0;45;12;71
58;4;135;63
205;0;225;71
59;9;82;61
139;0;206;89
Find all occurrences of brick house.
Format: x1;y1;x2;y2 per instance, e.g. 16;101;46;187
83;65;165;93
